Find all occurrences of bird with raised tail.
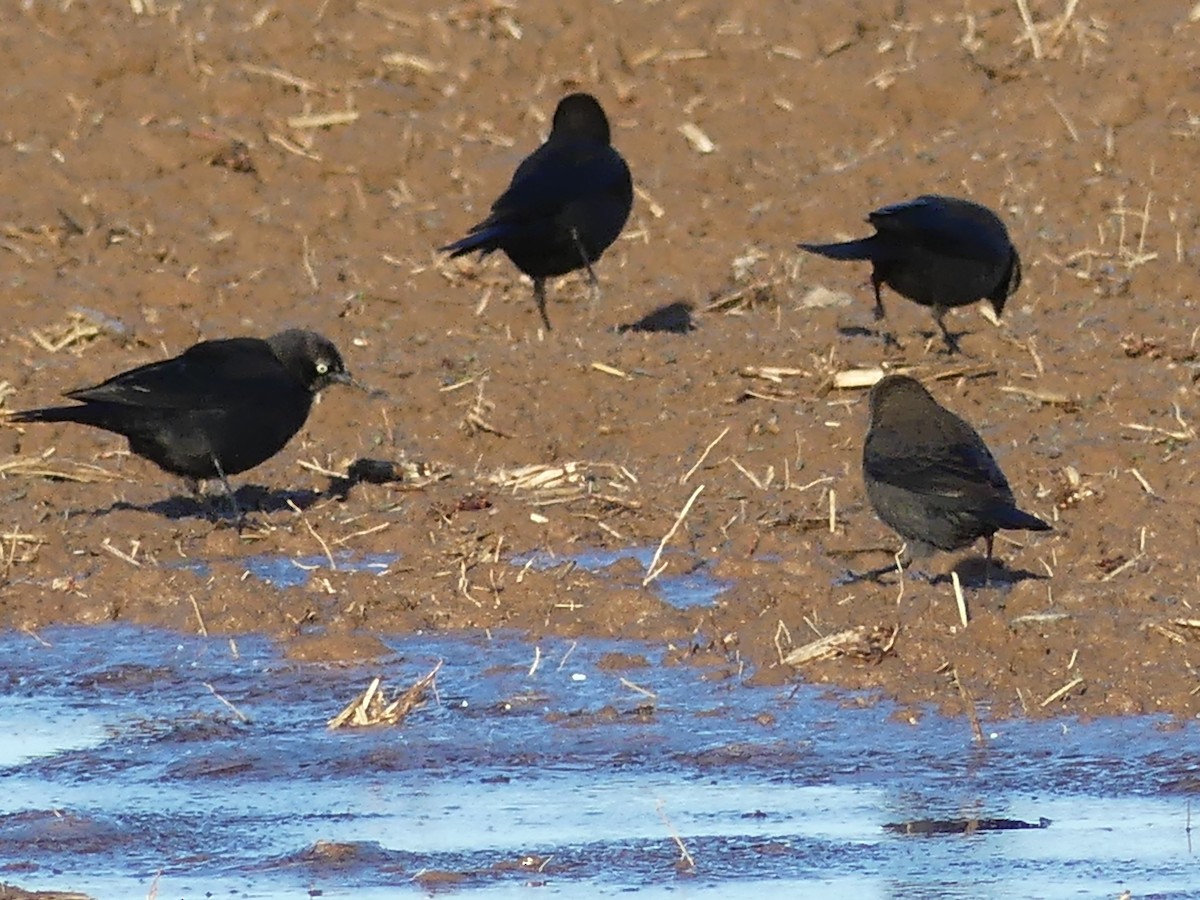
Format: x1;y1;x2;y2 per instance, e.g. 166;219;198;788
799;194;1021;353
441;92;633;331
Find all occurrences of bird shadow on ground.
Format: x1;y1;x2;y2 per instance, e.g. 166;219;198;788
616;301;696;334
942;556;1048;589
88;458;410;523
836;324;906;353
838;556;1047;590
92;485;324;523
837;324;882;340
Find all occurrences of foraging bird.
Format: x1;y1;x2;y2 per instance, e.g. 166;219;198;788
440;92;633;331
9;329;357;505
862;374;1050;570
798;195;1021;353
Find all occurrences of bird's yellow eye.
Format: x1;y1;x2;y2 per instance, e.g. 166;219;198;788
316;361;330;375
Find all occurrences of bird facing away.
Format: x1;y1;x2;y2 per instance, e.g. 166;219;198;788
798;194;1021;353
9;329;356;503
862;374;1050;570
440;92;633;331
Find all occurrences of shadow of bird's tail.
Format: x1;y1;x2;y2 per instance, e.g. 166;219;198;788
797;237;877;260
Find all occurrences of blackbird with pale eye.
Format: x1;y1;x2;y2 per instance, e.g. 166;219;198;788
9;329;359;510
862;374;1050;571
440;92;633;331
798;194;1021;353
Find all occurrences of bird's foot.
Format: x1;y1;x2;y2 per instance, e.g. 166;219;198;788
932;314;970;356
207;504;264;534
940;335;971;357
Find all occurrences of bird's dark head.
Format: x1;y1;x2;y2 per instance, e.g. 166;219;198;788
267;329;354;393
551;92;611;144
868;374;936;426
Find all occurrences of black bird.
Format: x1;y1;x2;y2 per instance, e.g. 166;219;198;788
862;374;1050;571
440;92;633;331
9;329;357;506
798;194;1021;353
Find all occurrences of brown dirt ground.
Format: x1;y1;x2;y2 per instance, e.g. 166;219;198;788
2;0;1200;721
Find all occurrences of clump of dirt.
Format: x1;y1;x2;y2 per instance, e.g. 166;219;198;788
2;0;1199;720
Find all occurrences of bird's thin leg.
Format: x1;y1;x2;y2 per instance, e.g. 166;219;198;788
871;272;902;349
871;274;886;321
570;226;601;322
934;308;963;355
533;278;552;331
210;455;241;524
983;533;995;585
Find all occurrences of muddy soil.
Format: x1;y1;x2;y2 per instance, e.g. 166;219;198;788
2;0;1200;720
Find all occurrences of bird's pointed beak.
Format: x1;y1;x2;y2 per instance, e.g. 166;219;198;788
333;371;388;400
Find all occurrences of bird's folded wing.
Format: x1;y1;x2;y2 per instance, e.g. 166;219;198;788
66;339;288;410
491;143;627;221
868;199;1006;263
864;441;1009;500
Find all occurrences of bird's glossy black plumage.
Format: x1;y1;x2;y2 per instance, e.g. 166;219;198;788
10;329;354;496
441;92;633;330
799;194;1021;353
862;374;1050;568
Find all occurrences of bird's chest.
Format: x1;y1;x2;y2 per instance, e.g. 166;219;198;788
191;395;311;474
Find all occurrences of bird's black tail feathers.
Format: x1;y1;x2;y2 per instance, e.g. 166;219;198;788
992;504;1052;533
9;405;107;428
439;224;509;259
796;237;877;261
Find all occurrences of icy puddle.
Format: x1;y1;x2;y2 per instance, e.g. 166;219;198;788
0;625;1196;899
512;546;732;608
168;550;400;589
